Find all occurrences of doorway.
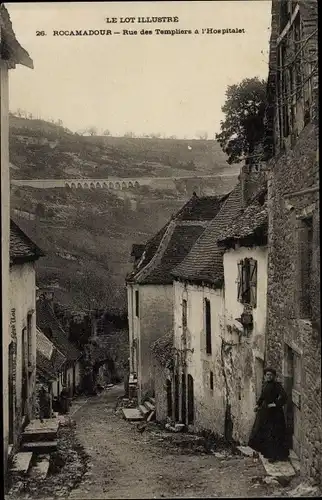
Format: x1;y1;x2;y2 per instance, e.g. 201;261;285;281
8;342;15;443
174;374;179;422
166;379;172;418
284;344;302;457
187;374;194;424
181;374;186;424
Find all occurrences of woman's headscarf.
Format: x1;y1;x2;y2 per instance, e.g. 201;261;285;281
263;367;277;376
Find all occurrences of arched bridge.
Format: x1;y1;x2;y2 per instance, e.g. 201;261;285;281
11;178;145;190
11;172;239;191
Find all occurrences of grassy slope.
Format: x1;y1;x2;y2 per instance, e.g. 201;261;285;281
9;115;238;179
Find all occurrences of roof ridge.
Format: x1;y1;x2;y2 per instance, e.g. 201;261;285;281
135;220;177;283
10;218;44;257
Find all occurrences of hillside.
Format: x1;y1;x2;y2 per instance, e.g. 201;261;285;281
9;115;239;180
9;115;239;316
10;185;186;314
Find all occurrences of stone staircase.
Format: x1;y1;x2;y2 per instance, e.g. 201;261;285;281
21;415;59;453
9;413;60;484
122;397;156;422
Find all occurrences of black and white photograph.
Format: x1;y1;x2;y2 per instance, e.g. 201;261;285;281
0;1;320;498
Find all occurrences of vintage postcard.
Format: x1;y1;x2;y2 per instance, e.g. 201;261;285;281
1;1;320;498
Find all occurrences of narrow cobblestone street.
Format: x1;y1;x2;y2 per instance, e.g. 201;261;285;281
67;385;277;499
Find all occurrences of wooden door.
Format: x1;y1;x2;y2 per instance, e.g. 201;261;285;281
181;374;186;424
174;374;179;422
166;379;172;418
187;374;194;424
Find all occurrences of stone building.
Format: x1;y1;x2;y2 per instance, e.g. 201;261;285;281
1;4;33;469
126;194;228;403
157;170;267;442
265;0;320;482
36;292;84;398
9;219;44;451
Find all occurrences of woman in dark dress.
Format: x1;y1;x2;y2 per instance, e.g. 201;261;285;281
248;367;289;462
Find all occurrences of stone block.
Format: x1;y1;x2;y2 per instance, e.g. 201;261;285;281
11;452;33;475
29;454;50;480
259;454;296;478
22;441;58;453
122;408;144;421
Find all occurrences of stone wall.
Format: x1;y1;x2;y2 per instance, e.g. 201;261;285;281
266;0;320;482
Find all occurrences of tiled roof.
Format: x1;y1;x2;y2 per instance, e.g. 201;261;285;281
172;184;243;286
0;5;33;68
126;194;226;285
10;219;44;264
36;299;82;362
217;201;268;244
37;348;66;379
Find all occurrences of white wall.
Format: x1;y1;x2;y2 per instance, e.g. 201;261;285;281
1;60;10;466
127;283;173;401
222;245;268;443
174;281;226;435
10;262;37;440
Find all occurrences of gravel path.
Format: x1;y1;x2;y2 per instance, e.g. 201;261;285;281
68;385;275;499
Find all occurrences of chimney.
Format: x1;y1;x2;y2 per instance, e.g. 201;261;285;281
240;161;268;208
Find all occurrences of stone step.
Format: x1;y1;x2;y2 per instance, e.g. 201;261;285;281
29;454;50;480
237;445;257;457
23;418;60;433
149;397;156;405
11;452;33;476
22;441;58;453
22;428;58;442
122;408;144;421
139;404;151;418
259;454;296;478
144;400;155;412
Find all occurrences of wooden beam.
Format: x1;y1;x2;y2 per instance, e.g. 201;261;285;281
277;3;300;46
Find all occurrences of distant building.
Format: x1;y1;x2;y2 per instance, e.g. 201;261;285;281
36;327;66;408
265;0;320;482
1;3;34;469
126;194;227;403
9;219;44;452
36;292;84;398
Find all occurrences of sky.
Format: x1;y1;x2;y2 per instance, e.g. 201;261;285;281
7;1;272;139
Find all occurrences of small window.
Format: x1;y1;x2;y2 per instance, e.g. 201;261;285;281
135;290;139;317
204;298;212;354
182;299;187;330
210;371;214;391
237;258;258;307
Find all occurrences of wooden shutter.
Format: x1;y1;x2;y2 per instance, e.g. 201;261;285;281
237;261;243;302
249;259;258;308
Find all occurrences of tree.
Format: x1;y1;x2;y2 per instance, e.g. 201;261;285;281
215;77;267;165
197;131;208;140
103;129;110;136
87;126;98;136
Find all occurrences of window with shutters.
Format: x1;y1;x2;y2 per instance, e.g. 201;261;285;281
237;258;258;308
204;298;212;354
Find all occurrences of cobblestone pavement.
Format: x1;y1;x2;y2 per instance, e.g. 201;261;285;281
67;385;278;499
